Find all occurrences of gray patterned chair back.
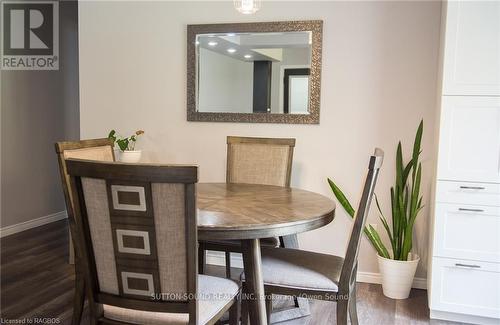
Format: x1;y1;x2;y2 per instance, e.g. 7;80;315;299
226;136;295;187
66;159;198;320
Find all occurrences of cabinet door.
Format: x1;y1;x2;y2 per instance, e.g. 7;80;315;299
443;1;500;96
430;257;500;319
437;96;500;183
433;203;500;263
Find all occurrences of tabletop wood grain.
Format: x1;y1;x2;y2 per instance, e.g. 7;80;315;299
197;183;335;240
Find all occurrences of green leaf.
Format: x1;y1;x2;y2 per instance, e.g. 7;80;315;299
116;139;129;151
367;225;391;258
108;130;117;147
327;178;355;218
402;159;413;186
396;142;404;189
412;120;424;181
375;194;395;251
362;227;387;258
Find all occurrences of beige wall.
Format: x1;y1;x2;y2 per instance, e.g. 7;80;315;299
1;1;80;228
79;1;441;278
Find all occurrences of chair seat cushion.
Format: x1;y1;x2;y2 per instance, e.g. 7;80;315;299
202;237;280;250
103;275;239;325
242;247;343;292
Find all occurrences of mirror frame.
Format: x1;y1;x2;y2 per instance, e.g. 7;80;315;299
187;20;323;124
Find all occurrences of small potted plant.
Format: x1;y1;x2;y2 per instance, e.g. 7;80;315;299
328;120;423;299
108;129;145;163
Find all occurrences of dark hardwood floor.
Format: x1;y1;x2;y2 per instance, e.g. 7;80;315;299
1;220;460;324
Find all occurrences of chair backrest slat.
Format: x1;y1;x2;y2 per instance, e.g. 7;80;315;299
66;159;198;320
339;148;384;293
226;136;295;187
55;139;115;268
55;138;115;215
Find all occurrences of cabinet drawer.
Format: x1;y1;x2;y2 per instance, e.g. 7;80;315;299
434;203;500;262
436;181;500;207
430;257;500;319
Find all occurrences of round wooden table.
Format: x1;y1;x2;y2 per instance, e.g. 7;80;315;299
197;183;336;325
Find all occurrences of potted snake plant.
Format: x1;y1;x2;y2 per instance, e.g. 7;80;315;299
328;120;423;299
108;129;145;163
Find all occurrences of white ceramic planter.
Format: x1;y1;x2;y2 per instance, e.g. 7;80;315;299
377;253;420;299
118;150;142;163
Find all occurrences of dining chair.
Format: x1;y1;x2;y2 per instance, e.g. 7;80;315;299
55;138;115;325
199;136;296;278
241;148;384;325
66;159;240;325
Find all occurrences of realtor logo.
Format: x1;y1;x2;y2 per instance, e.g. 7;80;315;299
1;1;59;70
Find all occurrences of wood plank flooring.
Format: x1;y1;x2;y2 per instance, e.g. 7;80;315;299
1;220;461;324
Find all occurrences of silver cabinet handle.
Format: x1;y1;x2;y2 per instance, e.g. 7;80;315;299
455;263;481;269
459;186;486;190
459;186;485;190
458;208;484;213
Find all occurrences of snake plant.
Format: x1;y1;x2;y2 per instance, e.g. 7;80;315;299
328;120;423;261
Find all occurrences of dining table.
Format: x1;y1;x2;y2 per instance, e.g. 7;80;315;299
196;183;336;325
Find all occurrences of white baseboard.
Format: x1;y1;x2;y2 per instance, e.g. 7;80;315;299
0;211;67;238
205;251;427;290
356;270;427;289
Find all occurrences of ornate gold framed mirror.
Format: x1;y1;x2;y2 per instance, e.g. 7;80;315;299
187;20;323;124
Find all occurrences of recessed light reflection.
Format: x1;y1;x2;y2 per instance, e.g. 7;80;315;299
208;41;218;47
227;48;237;54
244;54;252;59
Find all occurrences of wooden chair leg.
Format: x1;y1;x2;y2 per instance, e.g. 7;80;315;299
228;294;241;325
72;262;85;325
69;232;75;265
225;251;231;278
336;298;349;325
266;294;273;324
348;285;359;325
198;245;205;274
89;303;103;325
241;285;250;325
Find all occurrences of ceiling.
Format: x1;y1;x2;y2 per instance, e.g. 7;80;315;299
196;31;311;62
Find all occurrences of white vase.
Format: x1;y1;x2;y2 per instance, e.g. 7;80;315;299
377;253;420;299
118;150;142;163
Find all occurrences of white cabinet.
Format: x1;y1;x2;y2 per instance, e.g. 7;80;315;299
430;257;500;320
433;203;500;263
430;2;500;324
437;96;500;183
443;1;500;96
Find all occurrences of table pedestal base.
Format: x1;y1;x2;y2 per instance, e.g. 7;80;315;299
242;239;268;325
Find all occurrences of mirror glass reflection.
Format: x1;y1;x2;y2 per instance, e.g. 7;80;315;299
196;31;312;114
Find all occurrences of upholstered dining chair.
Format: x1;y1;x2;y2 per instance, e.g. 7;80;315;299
55;138;115;325
241;148;384;325
66;159;240;325
199;136;296;278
